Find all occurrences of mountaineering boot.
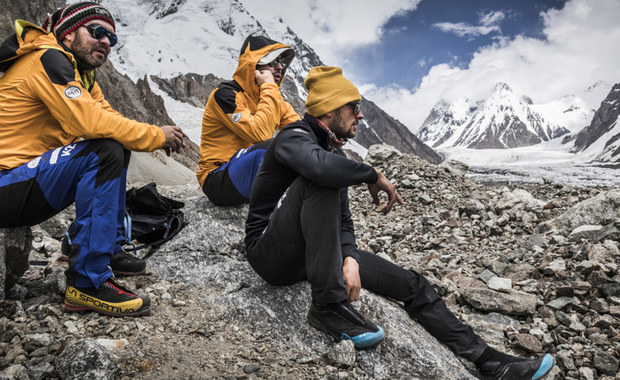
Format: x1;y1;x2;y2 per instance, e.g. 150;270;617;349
61;230;146;276
109;250;147;276
479;354;555;380
64;277;150;317
307;299;385;349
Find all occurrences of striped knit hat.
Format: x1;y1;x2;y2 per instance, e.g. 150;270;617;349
43;2;115;41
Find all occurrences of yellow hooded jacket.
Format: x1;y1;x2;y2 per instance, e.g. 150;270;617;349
0;20;166;172
196;35;300;186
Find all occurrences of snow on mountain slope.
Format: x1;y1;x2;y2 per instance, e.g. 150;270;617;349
416;99;478;147
418;83;568;149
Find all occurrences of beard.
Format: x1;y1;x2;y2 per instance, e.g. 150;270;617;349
329;109;356;139
71;30;109;71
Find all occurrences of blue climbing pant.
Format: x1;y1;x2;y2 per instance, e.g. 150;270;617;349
202;139;271;206
0;139;129;288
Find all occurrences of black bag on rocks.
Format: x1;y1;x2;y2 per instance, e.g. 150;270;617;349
61;182;186;259
124;182;185;257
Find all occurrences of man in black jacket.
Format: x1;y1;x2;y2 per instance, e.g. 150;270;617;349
245;66;554;379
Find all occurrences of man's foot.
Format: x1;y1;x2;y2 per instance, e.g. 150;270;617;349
64;277;150;317
307;300;385;349
479;354;555;380
110;250;146;276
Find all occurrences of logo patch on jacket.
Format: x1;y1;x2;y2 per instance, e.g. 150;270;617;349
64;86;83;99
230;112;242;122
27;157;41;169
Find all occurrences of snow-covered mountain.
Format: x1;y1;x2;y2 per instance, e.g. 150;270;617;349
99;0;441;163
571;83;620;163
418;83;569;149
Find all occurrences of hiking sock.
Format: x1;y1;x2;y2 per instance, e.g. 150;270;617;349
474;346;528;368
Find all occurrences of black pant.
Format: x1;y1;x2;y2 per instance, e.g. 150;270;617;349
247;176;487;361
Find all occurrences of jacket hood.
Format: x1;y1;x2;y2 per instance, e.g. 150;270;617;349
0;20;73;72
232;35;294;103
0;20;94;88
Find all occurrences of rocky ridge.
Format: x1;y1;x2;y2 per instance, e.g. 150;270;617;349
2;145;619;380
571;84;620;164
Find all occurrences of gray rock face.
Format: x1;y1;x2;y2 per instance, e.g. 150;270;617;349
0;227;32;300
55;339;118;380
148;196;478;379
572;83;620;160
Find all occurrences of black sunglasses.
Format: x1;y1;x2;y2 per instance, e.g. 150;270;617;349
265;56;287;68
81;25;118;47
347;102;361;115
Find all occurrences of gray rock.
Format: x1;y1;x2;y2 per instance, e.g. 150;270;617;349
326;340;356;368
543;259;567;275
503;263;540;282
460;199;486;216
477;269;497;284
513;333;543;353
494;189;541;211
0;227;32;300
555;350;576;371
579;366;595;380
600;283;620;298
55;339;118;380
540;189;620;233
27;362;54;380
546;297;574;310
0;365;29;380
487;277;511;292
593;351;619;376
364;144;402;167
568;225;605;241
460;288;537;316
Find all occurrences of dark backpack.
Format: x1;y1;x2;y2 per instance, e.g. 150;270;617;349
61;182;186;259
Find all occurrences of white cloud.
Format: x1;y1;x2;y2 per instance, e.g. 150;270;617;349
433;22;500;38
361;0;620;132
480;10;506;26
433;10;505;39
243;0;421;65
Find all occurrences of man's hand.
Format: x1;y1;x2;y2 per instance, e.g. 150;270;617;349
367;169;404;215
343;256;361;302
255;69;275;87
161;125;187;156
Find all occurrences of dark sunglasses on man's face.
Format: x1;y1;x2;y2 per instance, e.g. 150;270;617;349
266;56;287;68
347;102;361;116
81;25;118;47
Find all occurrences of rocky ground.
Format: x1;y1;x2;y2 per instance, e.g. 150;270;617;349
1;146;619;380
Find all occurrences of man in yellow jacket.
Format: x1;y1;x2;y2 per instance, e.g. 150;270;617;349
196;35;300;206
0;2;186;317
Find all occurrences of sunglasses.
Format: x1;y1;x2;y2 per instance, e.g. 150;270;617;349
265;56;287;68
81;25;118;47
347;102;361;116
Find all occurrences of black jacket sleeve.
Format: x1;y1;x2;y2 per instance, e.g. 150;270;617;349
273;126;378;188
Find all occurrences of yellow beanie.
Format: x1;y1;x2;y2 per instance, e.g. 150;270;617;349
304;66;361;117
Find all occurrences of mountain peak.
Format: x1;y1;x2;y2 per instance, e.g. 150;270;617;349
417;83;569;149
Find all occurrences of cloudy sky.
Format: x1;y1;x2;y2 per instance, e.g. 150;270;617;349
247;0;620;132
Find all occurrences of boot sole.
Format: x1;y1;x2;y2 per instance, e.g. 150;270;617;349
64;301;150;317
111;269;146;276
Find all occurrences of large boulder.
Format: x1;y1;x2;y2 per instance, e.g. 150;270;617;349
539;189;620;234
147;194;480;379
0;227;32;300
